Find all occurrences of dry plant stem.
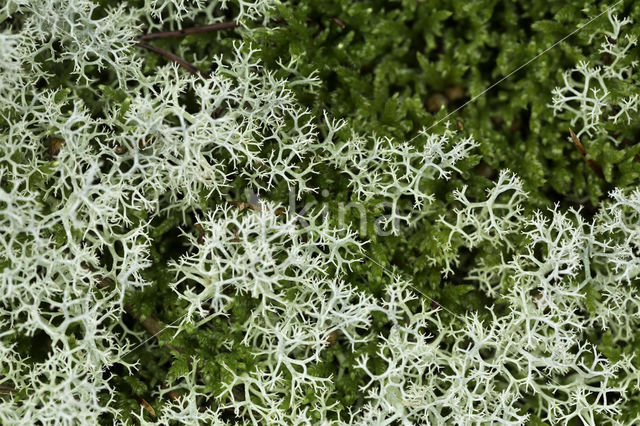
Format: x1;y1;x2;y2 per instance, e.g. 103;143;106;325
135;21;242;77
137;42;208;78
0;384;16;394
135;21;239;41
569;128;605;179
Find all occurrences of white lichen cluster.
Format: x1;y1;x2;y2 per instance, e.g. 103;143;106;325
2;0;640;425
551;11;639;141
355;177;640;425
325;120;477;232
438;169;527;275
163;174;640;425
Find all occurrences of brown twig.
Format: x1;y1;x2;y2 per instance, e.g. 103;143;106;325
569;128;605;180
134;21;242;77
136;42;208;78
0;384;17;394
135;21;239;41
194;223;206;245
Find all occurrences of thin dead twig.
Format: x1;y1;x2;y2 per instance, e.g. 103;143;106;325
0;384;17;394
136;42;208;78
569;128;605;180
135;21;239;41
135;21;241;77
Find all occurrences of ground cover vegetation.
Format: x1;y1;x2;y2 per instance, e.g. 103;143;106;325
2;0;640;424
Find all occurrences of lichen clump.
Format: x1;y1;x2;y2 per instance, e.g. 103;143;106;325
2;1;640;424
